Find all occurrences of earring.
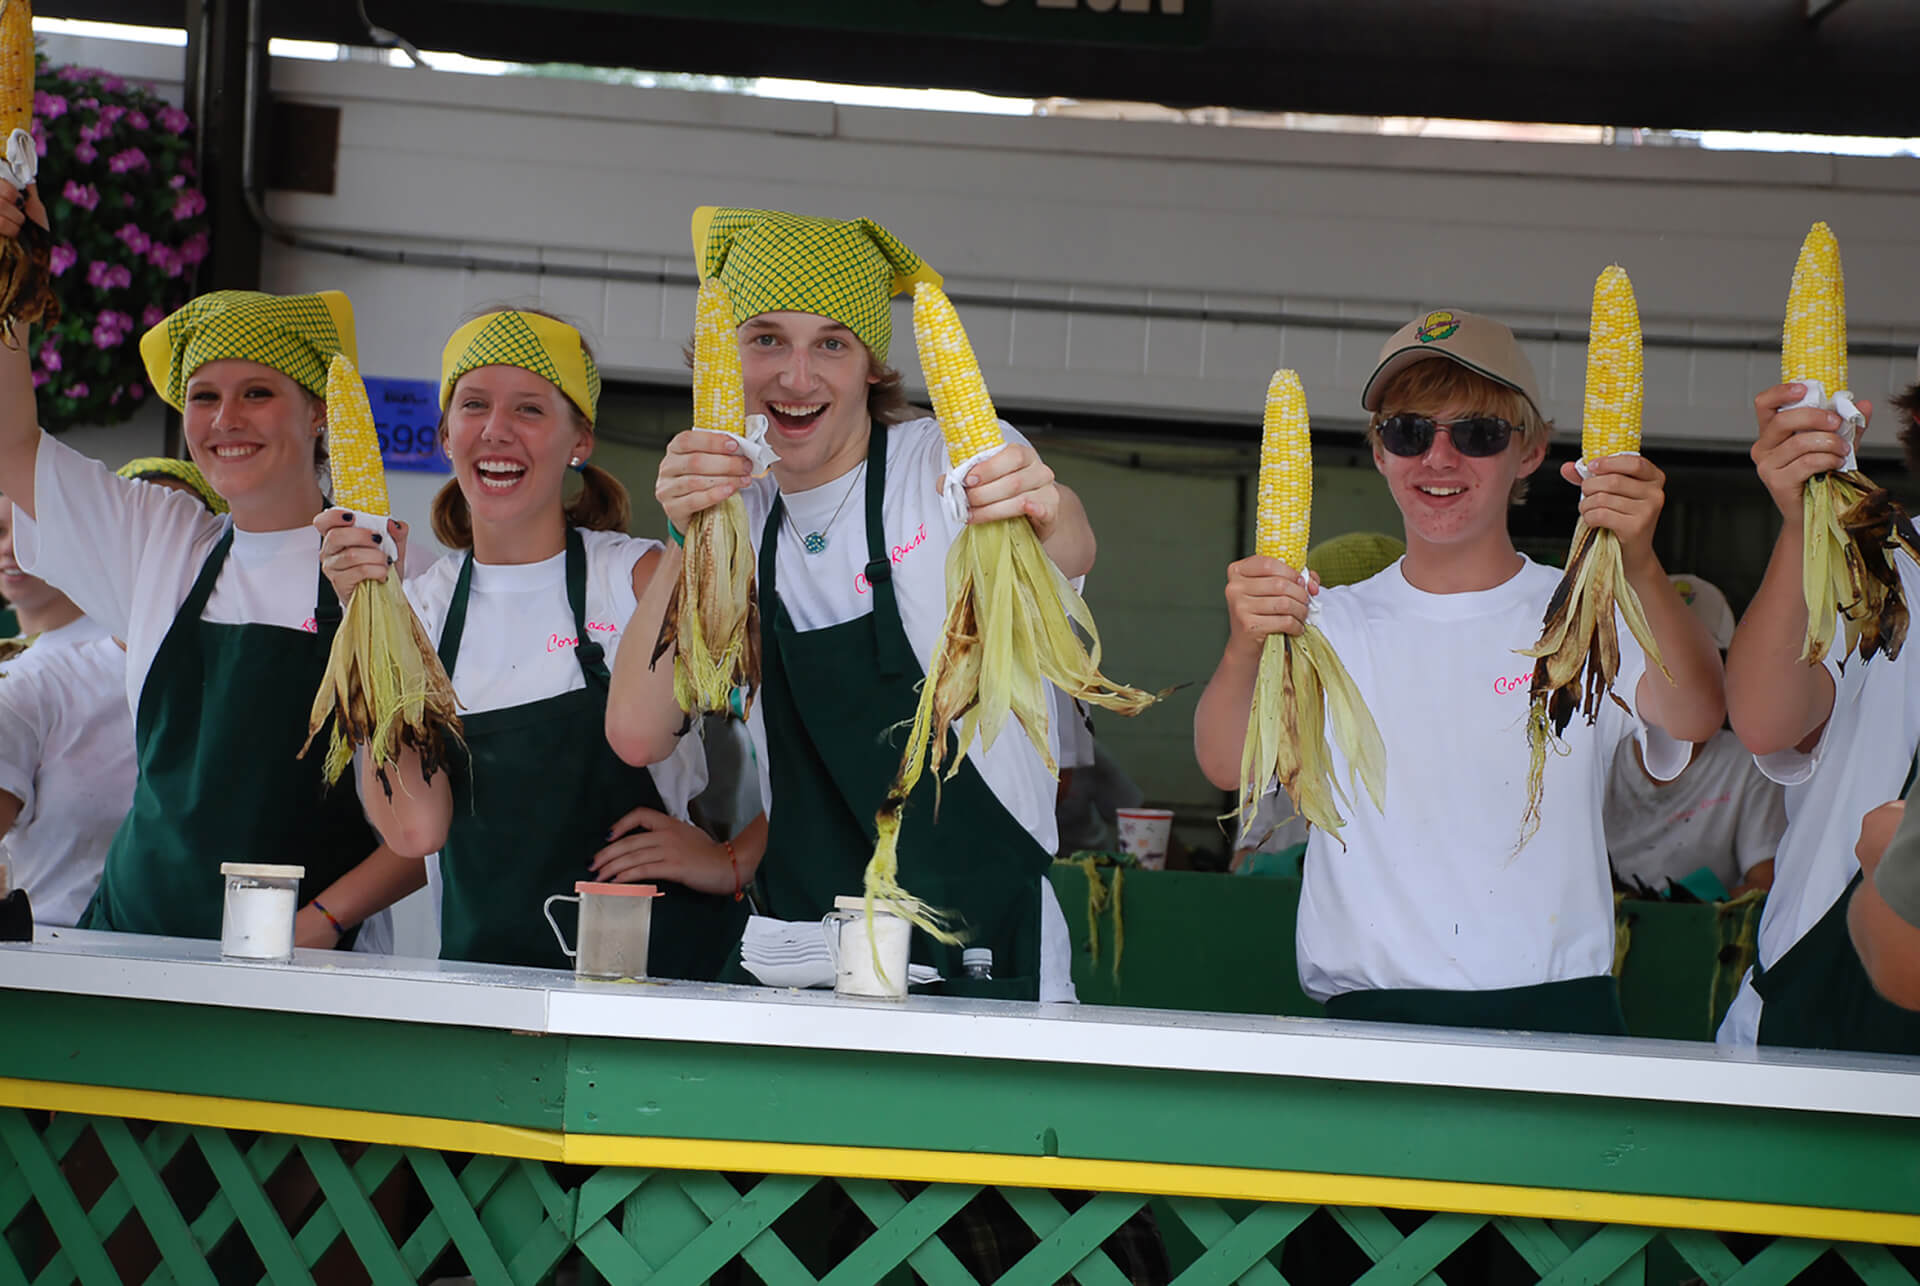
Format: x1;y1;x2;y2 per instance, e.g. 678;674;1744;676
569;456;585;472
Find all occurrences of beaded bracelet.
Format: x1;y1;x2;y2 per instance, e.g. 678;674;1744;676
310;898;346;938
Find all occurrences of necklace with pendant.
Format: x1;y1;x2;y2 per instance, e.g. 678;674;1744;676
785;462;865;556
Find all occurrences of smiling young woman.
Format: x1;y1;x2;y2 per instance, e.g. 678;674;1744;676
315;308;751;979
0;181;411;948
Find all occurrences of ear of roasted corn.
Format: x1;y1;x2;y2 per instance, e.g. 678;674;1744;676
866;282;1164;942
0;0;55;345
1235;371;1385;848
1519;266;1668;851
1784;222;1920;668
651;278;762;718
302;354;464;794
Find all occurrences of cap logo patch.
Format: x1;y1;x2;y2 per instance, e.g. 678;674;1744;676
1417;310;1460;343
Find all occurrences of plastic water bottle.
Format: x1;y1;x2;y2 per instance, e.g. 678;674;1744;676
962;948;993;980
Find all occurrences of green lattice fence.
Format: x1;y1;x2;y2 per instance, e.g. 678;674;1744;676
3;1108;1918;1285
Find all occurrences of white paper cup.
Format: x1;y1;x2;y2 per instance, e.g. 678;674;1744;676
822;895;912;999
1116;808;1175;869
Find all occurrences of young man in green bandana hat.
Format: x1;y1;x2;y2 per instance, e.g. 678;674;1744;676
613;206;1097;1002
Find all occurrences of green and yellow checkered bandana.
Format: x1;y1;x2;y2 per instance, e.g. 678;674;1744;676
1305;531;1405;588
692;206;942;365
138;290;357;410
439;311;601;424
115;456;228;515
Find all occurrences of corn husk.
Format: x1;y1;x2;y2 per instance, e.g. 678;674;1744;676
1800;470;1920;667
651;279;761;717
0;0;56;346
1237;626;1385;849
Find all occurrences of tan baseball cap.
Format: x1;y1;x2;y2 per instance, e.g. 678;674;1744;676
1361;308;1546;418
1668;573;1736;651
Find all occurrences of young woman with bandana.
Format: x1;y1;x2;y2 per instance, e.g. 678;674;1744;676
0;183;401;944
317;309;749;978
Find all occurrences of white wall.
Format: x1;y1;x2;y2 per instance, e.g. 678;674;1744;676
255;55;1920;453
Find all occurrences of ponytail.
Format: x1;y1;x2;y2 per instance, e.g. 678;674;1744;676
429;461;630;551
566;462;630;535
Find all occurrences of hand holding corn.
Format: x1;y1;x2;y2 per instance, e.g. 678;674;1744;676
1232;370;1384;848
1777;222;1920;667
650;278;764;718
1520;266;1668;851
302;354;464;795
867;282;1162;937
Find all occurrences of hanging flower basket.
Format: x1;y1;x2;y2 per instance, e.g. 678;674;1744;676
28;58;209;433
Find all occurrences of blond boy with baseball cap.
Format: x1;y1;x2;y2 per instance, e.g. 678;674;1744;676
1195;308;1724;1034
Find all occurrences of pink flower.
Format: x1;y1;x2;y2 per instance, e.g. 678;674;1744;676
171;189;205;221
32;132;44;159
128;111;149;131
72;141;96;165
78;121;107;144
98;76;125;92
157;106;189;135
167;175;185;190
109;388;123;405
85;261;132;290
98;105;125;126
141;304;164;328
179;232;209;267
74;97;97;110
33;92;68;120
108;148;149;175
61;181;98;212
129;383;146;401
30;368;46;389
147;245;182;278
93;310;134;348
120;194;133;208
37;342;59;373
48;244;75;277
63;383;89;399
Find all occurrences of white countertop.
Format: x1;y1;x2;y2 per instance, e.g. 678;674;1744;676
4;927;1917;1119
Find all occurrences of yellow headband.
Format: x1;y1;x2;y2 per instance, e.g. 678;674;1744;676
138;290;356;410
115;457;229;515
439;311;600;424
691;206;941;365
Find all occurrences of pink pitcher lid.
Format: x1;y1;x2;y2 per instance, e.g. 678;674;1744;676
575;881;660;897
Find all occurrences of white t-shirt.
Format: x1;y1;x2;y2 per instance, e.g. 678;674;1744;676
738;418;1073;999
403;530;709;912
14;434;326;717
0;618;133;926
1294;558;1689;1003
1604;728;1785;893
1716;553;1920;1046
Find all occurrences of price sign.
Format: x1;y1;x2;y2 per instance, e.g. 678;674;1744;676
365;376;450;474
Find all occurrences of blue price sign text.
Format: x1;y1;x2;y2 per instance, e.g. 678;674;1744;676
365;376;450;474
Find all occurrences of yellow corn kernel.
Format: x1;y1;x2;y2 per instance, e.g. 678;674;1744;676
1783;222;1848;393
1582;266;1644;461
693;278;745;435
913;282;1004;467
325;353;389;516
1256;369;1312;569
0;1;32;141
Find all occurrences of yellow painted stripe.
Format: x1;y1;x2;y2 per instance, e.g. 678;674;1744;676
6;1077;1919;1247
0;1077;564;1163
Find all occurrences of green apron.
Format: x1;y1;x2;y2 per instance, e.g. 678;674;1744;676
1753;872;1920;1054
81;528;376;940
757;426;1051;999
435;528;745;978
1322;975;1628;1036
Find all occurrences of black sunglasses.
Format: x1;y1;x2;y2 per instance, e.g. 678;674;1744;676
1376;413;1516;458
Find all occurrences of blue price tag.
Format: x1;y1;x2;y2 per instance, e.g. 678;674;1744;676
365;376;449;475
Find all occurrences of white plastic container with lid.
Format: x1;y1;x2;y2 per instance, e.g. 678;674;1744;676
544;881;660;980
219;863;305;962
821;894;913;1000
